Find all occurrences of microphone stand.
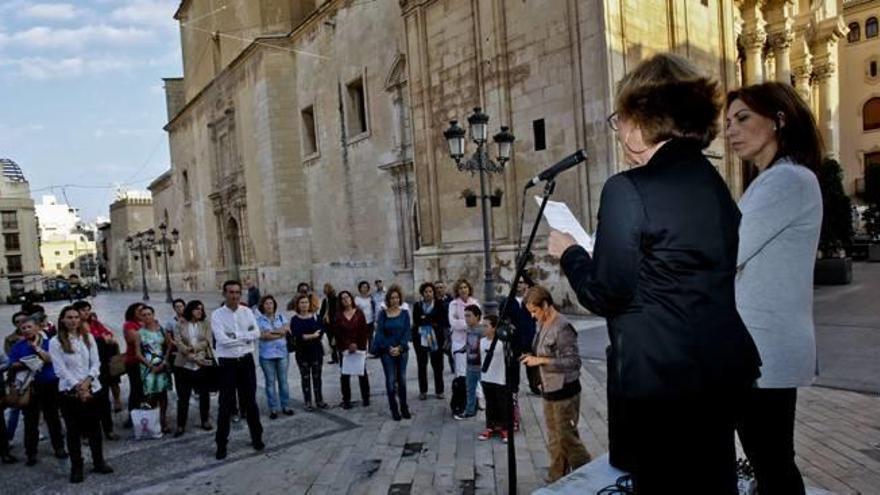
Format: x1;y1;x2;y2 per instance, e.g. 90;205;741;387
482;179;556;495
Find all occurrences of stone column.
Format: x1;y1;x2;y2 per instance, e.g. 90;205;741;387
768;30;794;83
813;61;839;158
740;0;767;84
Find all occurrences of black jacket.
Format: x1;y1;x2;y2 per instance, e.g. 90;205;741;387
561;139;761;398
411;300;448;350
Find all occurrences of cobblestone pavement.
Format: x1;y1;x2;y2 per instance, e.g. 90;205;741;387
1;280;878;494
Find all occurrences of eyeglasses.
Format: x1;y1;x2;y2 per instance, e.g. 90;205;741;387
606;112;619;132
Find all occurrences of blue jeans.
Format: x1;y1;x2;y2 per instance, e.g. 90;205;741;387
380;352;409;414
465;369;481;416
259;355;291;412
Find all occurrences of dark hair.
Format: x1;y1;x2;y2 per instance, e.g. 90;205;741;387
374;279;383;284
141;305;155;316
385;285;404;307
57;306;90;354
11;311;28;325
294;294;311;315
222;280;242;293
726;82;823;173
72;300;91;312
357;280;370;291
173;298;186;307
616;53;721;148
464;304;482;319
183;300;206;322
454;279;474;299
524;285;555;308
418;282;435;297
297;282;310;292
125;302;145;322
259;295;279;315
23;303;45;316
485;314;499;328
338;290;355;309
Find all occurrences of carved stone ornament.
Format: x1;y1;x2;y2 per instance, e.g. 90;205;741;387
741;29;768;50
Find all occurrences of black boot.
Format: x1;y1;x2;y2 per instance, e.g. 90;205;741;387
92;462;114;474
70;461;84;483
401;406;412;420
390;403;401;421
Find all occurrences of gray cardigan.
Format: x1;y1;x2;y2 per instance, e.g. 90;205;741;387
736;159;822;388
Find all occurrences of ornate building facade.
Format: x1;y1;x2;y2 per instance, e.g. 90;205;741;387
157;0;847;304
840;0;880;196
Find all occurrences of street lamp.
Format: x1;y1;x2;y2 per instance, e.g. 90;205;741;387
125;230;154;301
154;223;179;303
443;107;515;316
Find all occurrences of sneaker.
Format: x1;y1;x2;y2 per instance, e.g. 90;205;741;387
304;403;315;412
435;393;445;400
500;430;509;443
269;412;278;420
453;414;474;421
477;429;494;441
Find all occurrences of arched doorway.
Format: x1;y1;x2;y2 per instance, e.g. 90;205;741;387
226;216;242;280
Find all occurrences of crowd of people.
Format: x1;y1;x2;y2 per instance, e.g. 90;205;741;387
1;51;825;493
0;276;578;485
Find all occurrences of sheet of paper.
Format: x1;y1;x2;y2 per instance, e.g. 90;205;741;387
341;350;367;376
535;196;595;255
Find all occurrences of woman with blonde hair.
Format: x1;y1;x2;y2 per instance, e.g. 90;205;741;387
549;53;761;493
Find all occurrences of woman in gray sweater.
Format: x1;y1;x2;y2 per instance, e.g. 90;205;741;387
726;82;824;495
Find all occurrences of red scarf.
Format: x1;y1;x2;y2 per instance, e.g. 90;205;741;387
89;319;113;339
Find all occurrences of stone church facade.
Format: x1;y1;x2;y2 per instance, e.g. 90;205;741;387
157;0;846;305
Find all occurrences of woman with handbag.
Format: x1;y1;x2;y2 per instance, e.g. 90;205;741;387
7;316;67;465
137;306;173;434
256;295;294;419
49;306;113;483
72;301;120;441
173;300;215;436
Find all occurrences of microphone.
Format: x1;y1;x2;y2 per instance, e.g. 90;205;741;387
524;149;587;189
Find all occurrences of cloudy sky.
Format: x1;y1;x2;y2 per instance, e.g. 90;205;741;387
0;0;182;222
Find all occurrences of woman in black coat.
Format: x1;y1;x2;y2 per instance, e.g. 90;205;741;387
548;53;761;495
412;282;446;400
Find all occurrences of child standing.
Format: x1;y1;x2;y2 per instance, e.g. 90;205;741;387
478;315;509;442
454;305;482;420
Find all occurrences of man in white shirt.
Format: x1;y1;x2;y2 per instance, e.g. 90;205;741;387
211;280;264;460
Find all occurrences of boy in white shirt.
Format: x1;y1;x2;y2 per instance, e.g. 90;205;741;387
478;315;509;442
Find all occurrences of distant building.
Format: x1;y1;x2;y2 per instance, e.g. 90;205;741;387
107;190;154;291
35;195;98;281
0;158;42;300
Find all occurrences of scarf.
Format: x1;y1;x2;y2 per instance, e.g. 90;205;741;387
419;301;438;351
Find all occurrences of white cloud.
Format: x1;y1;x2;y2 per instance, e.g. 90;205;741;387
0;55;137;80
110;0;178;28
3;24;154;50
21;3;80;21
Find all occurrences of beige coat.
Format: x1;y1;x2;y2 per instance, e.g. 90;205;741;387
173;320;215;369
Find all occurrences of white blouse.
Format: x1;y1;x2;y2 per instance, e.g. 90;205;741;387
49;333;101;394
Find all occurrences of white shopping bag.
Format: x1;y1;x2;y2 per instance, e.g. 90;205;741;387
131;407;163;440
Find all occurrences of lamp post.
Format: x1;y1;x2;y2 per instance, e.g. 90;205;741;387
444;108;515;316
125;229;155;301
154;223;179;303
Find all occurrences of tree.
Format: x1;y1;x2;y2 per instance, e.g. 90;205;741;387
818;159;853;257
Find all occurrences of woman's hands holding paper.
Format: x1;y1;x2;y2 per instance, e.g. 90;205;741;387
548;229;577;258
